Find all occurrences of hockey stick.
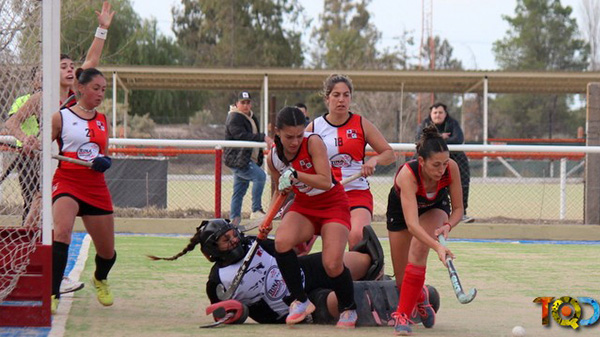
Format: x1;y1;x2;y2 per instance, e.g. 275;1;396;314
200;307;234;328
216;192;288;300
236;172;363;233
437;234;477;304
52;154;92;167
237;196;293;233
340;171;363;185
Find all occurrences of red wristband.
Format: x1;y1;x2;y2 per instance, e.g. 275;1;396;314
443;222;452;231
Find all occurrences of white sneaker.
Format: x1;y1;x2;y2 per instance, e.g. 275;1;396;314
462;215;475;223
60;276;84;294
250;210;266;220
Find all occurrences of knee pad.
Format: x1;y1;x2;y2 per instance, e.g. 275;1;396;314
351;225;384;281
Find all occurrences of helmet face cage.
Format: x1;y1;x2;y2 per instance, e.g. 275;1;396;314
198;219;245;265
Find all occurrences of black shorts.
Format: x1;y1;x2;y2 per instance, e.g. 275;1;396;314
386;197;451;232
52;193;113;216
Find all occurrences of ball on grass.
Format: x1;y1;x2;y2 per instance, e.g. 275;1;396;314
512;325;526;337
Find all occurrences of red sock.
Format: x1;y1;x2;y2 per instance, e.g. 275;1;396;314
396;263;426;316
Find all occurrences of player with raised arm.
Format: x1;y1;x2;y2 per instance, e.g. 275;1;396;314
49;68;116;314
386;123;464;335
4;1;115;300
307;74;395;250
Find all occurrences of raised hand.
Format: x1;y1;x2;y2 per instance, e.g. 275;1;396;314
96;1;115;29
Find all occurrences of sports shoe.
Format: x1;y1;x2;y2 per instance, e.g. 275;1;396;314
462;215;475;223
91;276;114;306
336;309;357;329
250;209;266;220
392;312;413;336
51;295;59;315
286;299;315;324
415;285;435;328
60;276;84;294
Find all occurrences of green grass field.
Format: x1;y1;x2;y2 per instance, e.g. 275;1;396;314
61;235;600;337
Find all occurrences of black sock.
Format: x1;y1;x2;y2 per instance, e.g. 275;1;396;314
331;267;356;311
52;241;69;298
94;251;117;281
275;249;307;302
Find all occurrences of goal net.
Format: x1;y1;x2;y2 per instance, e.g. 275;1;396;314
0;0;44;303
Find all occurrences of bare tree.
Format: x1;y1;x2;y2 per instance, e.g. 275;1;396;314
581;0;600;70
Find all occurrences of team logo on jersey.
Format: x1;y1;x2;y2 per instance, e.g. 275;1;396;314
77;142;100;161
96;121;105;131
330;153;352;168
346;129;358;139
299;160;312;171
264;265;288;301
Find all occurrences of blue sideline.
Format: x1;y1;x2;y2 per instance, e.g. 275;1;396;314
0;232;86;337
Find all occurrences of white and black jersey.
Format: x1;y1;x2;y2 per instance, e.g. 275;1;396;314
206;238;331;323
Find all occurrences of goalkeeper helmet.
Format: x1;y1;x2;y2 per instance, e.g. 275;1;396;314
198;219;245;266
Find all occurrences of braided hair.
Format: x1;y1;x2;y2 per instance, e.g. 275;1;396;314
416;123;448;159
147;227;203;261
274;106;306;165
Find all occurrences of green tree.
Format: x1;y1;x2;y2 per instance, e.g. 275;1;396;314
172;0;304;67
491;0;589;138
311;0;403;70
61;0;206;125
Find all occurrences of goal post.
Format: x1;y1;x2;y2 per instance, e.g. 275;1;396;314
0;0;59;327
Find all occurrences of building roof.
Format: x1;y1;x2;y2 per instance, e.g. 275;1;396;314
98;66;600;94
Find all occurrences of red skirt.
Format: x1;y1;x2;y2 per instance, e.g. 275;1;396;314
346;188;373;214
290;183;351;234
52;168;113;212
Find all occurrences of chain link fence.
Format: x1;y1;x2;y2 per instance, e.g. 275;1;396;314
100;147;585;224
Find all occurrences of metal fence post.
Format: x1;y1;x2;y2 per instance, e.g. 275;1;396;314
585;83;600;225
215;146;222;218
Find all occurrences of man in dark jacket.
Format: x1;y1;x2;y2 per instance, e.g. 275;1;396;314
224;91;273;225
416;102;473;223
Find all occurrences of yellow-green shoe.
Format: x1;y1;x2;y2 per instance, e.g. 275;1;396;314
51;295;59;314
91;276;114;306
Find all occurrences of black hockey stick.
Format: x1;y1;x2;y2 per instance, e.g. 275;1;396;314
438;234;477;304
215;192;288;300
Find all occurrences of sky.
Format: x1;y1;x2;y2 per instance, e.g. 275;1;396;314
131;0;585;70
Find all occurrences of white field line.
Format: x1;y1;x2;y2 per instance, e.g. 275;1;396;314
49;234;92;337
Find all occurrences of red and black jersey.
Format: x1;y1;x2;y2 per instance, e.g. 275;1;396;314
386;160;452;226
394;160;451;209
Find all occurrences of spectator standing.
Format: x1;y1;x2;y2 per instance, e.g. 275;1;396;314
416;103;473;223
296;102;310;126
224;91;273;225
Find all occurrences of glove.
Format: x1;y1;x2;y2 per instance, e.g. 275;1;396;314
91;156;112;173
278;167;297;191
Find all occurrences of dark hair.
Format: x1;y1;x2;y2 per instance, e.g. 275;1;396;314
429;102;447;112
147;228;203;261
416;123;448;159
296;103;307;110
274;106;306;165
322;74;353;98
147;219;244;265
75;67;104;85
60;54;71;61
